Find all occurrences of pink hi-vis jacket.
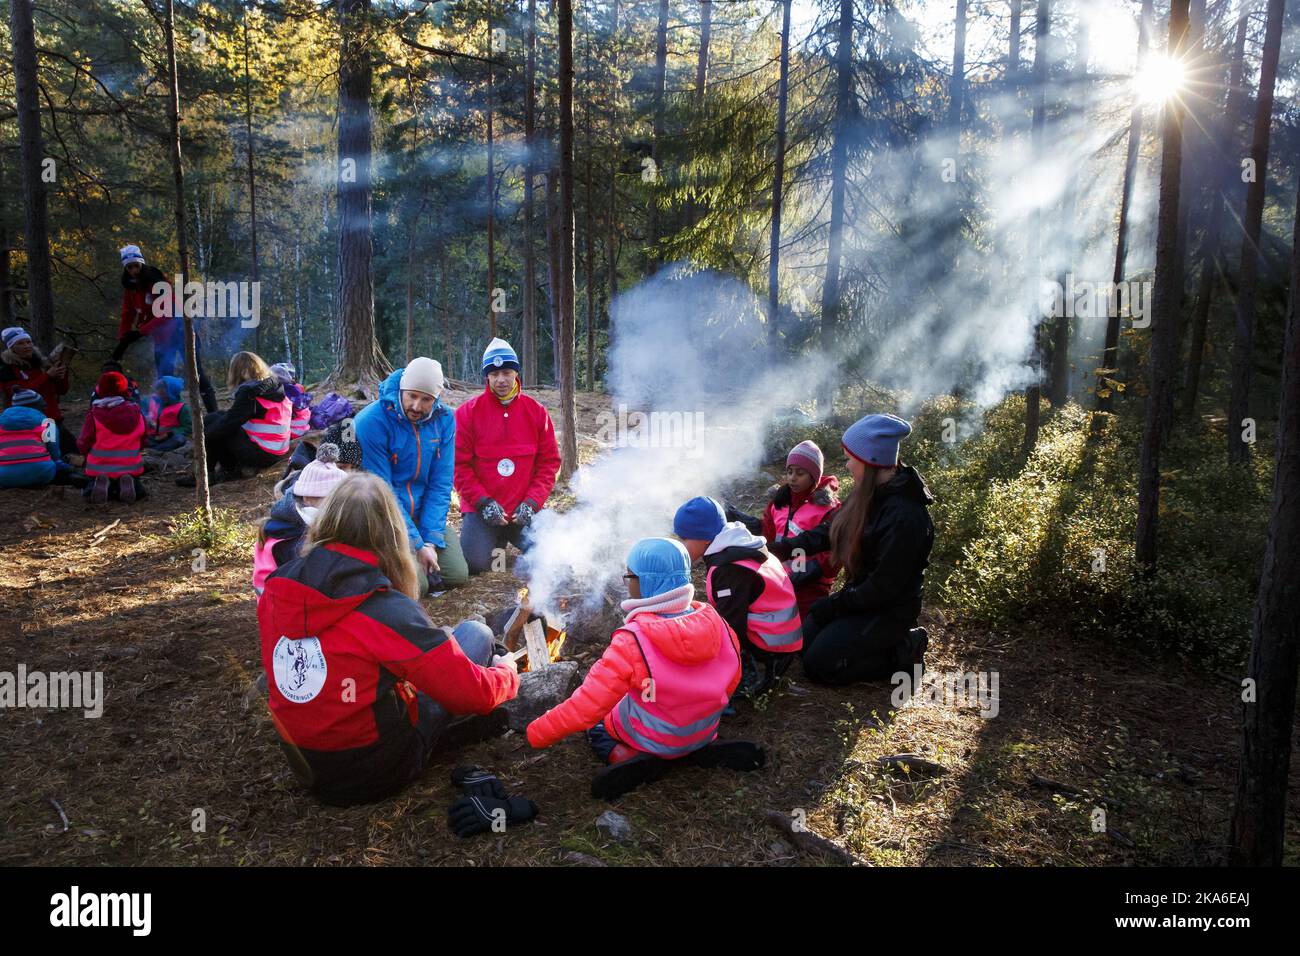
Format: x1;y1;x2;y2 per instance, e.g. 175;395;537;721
606;606;741;757
84;409;145;477
145;397;183;441
242;396;293;455
706;553;803;653
0;422;51;468
526;601;741;758
290;406;312;439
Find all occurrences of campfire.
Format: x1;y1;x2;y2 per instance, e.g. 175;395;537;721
499;588;567;672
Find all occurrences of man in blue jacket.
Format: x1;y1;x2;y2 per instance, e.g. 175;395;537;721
353;357;469;591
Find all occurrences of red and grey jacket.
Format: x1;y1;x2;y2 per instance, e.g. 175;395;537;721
258;542;518;802
702;523;803;654
762;476;841;618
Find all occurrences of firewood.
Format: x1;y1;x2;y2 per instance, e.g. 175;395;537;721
762;809;868;866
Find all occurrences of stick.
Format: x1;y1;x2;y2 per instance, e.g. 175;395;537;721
90;518;121;543
762;810;868;866
48;797;69;833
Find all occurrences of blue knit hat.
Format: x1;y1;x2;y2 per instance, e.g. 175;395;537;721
842;413;912;468
673;496;726;542
481;337;521;375
626;537;691;599
120;244;145;267
158;375;184;404
10;388;45;410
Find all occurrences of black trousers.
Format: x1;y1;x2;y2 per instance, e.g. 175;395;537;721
800;610;910;686
202;413;283;475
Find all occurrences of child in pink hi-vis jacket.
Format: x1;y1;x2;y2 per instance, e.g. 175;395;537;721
252;444;348;595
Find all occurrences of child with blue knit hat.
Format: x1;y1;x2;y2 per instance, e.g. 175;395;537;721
768;412;935;686
674;494;804;700
144;375;193;453
526;536;765;799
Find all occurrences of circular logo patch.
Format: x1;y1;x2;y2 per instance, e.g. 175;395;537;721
492;356;504;367
497;458;515;477
272;636;328;704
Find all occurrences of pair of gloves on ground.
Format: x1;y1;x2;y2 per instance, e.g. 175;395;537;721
477;498;538;528
447;766;539;838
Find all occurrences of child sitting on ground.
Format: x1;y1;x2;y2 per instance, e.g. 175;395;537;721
526;537;764;799
78;371;147;504
275;420;362;497
0;389;77;489
143;375;192;453
675;495;803;699
729;440;841;620
253;444;348;595
270;362;313;441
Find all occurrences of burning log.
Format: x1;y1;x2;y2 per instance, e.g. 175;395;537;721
497;588;567;672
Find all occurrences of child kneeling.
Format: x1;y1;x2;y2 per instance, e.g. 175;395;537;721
526;537;763;798
78;372;147;504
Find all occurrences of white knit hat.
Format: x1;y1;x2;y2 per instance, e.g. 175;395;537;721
399;356;444;397
120;244;145;267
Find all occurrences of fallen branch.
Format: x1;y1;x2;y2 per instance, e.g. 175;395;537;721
876;753;948;778
48;797;69;833
763;809;869;866
89;518;121;544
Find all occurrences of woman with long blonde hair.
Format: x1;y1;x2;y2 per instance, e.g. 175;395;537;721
770;414;934;685
257;472;520;806
177;349;293;487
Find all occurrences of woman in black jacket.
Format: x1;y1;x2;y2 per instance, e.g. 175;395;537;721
771;413;933;685
177;351;292;486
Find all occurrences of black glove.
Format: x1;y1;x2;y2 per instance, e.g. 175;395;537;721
809;595;839;627
767;536;796;560
448;795;538;837
477;497;509;526
725;504;763;535
451;766;507;800
512;500;537;527
786;558;823;589
426;569;445;592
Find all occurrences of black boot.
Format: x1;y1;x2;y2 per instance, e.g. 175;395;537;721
896;627;929;677
686;739;766;772
591;753;675;800
440;709;509;750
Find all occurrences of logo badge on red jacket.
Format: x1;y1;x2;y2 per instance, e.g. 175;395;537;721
497;458;515;477
272;636;328;703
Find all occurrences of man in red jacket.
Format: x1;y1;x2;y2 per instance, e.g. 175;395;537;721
454;338;561;575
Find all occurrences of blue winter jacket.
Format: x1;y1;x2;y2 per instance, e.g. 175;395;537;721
354;367;456;551
0;405;62;488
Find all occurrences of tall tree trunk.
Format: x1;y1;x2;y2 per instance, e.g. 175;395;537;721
441;246;452;371
1135;0;1190;572
556;0;579;477
1097;0;1153;420
818;0;853;414
949;0;968;144
1183;0;1251;419
696;0;712;105
243;2;261;355
1227;0;1285;465
486;1;497;337
584;34;596;392
331;0;387;395
0;225;12;326
546;168;562;383
648;0;669;269
1229;166;1300;867
9;0;54;351
523;0;538;387
1022;0;1050;458
1008;0;1022;86
1048;12;1086;408
767;0;792;350
162;0;212;523
606;0;620;358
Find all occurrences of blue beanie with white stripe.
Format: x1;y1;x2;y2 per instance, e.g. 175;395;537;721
481;337;521;375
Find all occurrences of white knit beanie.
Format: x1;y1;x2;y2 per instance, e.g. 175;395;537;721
294;451;348;499
399;357;444;397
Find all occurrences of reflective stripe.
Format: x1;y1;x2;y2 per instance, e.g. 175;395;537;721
87;447;141;458
244;422;287;434
748;623;804;651
614;697;721;757
748;604;800;626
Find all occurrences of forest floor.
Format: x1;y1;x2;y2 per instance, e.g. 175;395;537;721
1;385;1289;867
